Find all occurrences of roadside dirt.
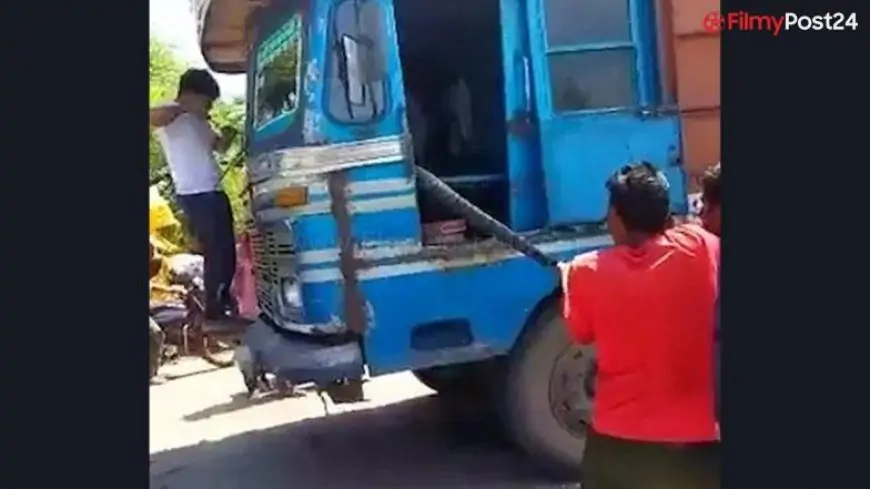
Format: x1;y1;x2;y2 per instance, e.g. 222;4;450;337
149;359;582;489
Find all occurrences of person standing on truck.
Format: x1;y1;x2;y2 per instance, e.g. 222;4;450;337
700;163;721;425
560;162;720;489
149;69;244;328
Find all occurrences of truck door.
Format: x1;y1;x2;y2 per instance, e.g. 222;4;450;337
526;0;688;225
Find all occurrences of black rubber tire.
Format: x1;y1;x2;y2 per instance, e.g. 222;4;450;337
502;302;595;479
413;359;506;396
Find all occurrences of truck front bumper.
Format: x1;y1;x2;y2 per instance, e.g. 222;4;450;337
235;319;364;387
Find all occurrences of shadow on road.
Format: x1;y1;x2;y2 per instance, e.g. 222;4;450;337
159;359;224;382
163;367;222;382
151;395;581;489
182;389;307;422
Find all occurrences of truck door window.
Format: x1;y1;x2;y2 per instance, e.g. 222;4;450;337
543;0;636;112
327;0;388;124
253;14;303;132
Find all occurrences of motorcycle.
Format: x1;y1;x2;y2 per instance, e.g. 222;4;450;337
149;275;240;369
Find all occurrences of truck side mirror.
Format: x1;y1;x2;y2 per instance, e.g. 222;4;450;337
341;34;366;106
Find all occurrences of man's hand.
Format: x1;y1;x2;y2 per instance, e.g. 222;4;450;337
150;104;185;128
213;125;239;153
558;261;571;292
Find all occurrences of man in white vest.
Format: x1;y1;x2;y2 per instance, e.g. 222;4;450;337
150;69;245;328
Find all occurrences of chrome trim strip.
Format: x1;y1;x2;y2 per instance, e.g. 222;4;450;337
298;235;614;283
256;194;418;222
272;317;347;335
253;176;415;199
298;240;423;266
249;134;410;184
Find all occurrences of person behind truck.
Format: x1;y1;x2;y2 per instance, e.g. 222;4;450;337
700;163;721;425
700;163;721;236
149;69;244;328
560;162;720;489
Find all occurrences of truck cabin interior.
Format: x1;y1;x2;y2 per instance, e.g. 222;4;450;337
393;0;509;241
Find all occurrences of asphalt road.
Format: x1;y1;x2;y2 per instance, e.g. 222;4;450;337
149;359;582;489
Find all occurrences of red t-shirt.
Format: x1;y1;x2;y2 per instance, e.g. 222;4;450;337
562;224;719;442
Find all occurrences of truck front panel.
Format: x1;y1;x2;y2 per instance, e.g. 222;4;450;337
195;0;720;386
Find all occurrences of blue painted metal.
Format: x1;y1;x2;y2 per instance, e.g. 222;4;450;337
525;0;688;224
500;0;547;232
234;0;690;381
317;0;406;144
355;235;608;374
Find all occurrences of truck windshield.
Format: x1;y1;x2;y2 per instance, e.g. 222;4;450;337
253;14;303;134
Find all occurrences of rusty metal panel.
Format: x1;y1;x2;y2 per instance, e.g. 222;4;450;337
681;111;720;191
654;0;677;104
665;0;721;183
195;0;259;73
674;36;720;112
671;0;719;36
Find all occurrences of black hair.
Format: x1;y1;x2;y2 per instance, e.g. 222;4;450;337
701;163;721;208
177;69;221;101
605;162;671;234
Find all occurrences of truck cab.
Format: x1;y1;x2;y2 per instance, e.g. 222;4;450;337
195;0;719;475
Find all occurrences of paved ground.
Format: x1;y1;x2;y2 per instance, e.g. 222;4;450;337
150;358;582;489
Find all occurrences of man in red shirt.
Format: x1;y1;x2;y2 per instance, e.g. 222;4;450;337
561;162;720;489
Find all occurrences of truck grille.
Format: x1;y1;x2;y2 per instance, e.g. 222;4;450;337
248;225;297;320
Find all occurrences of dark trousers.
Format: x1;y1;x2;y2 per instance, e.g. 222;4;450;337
177;190;237;318
582;431;720;489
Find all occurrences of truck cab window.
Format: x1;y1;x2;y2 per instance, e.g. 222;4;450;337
253;14;303;131
543;0;636;112
327;0;388;123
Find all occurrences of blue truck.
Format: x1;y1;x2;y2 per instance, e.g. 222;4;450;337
194;0;719;475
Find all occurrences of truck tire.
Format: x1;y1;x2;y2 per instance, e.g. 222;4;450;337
414;366;465;394
413;359;506;397
412;362;485;396
503;302;596;479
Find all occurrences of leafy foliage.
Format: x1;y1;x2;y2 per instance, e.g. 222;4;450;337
210;98;251;231
149;38;184;184
149;37;249;242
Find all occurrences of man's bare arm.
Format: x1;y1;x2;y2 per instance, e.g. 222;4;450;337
212;125;239;153
562;259;596;345
150;104;184;128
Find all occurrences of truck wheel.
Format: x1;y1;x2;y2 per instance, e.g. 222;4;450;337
503;303;596;479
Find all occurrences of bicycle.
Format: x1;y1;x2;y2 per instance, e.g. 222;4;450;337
150;278;248;368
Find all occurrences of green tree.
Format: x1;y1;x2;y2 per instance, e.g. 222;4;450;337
149;37;185;184
210;97;250;232
149;37;250;240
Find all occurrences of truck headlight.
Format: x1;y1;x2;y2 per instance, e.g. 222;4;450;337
278;278;303;319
